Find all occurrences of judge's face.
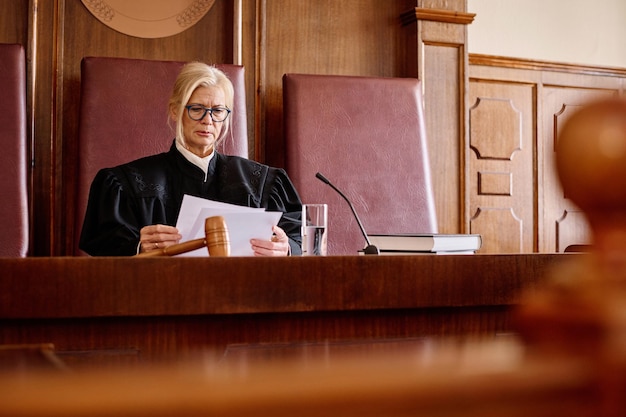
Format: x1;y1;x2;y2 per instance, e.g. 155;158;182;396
179;85;226;158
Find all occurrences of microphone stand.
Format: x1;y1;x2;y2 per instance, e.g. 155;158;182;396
315;172;379;255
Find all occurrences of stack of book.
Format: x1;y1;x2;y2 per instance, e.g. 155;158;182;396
363;233;482;255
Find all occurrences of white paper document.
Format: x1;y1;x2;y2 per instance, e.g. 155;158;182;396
175;194;283;257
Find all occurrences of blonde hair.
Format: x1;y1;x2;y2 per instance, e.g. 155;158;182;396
168;62;234;148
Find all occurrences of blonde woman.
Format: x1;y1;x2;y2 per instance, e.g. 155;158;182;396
80;62;302;256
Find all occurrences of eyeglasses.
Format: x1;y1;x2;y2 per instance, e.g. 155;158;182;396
185;105;231;122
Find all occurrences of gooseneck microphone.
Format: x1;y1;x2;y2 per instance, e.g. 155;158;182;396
315;172;379;255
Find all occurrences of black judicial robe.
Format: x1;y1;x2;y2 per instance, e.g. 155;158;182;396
79;143;303;256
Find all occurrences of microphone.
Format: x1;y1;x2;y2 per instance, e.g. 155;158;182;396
315;172;379;255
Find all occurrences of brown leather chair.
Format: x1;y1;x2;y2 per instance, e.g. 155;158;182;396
0;44;29;257
75;57;249;255
283;73;437;255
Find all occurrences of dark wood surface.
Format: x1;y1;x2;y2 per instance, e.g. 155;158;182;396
0;254;573;368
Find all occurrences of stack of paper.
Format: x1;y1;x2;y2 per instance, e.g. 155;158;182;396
175;195;283;256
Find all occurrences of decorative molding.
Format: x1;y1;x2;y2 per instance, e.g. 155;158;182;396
478;172;512;196
177;0;215;27
401;8;476;26
80;0;216;39
82;0;114;22
556;210;591;252
470;97;522;160
470;207;523;253
470;54;626;77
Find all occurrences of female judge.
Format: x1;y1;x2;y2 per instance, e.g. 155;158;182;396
79;62;302;256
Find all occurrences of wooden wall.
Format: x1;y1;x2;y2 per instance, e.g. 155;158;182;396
2;0;624;256
468;56;626;253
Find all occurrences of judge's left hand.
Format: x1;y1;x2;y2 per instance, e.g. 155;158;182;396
250;225;290;256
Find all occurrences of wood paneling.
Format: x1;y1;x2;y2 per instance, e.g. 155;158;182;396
469;81;535;253
0;1;28;44
28;0;58;258
422;42;465;233
407;0;474;235
541;85;613;252
469;55;626;253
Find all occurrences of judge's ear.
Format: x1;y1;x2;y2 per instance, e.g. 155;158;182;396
169;105;178;122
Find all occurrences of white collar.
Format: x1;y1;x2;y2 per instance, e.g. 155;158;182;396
175;139;215;180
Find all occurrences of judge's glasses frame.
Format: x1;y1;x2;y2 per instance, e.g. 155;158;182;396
185;105;231;122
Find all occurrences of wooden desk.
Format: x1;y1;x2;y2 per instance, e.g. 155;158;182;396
0;254;573;368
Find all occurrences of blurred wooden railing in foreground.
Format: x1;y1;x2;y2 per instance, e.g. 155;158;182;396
0;337;619;417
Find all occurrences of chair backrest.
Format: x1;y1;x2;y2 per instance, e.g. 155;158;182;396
75;56;248;255
283;73;437;255
0;43;29;257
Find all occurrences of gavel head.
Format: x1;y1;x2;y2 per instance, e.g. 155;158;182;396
205;215;231;257
556;97;626;243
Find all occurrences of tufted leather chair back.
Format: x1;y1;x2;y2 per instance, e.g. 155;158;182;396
283;73;437;255
75;56;248;255
0;44;29;257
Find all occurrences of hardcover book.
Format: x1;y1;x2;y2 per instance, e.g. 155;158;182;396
368;234;482;253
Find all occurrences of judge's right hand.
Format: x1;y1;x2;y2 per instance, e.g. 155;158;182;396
139;224;182;253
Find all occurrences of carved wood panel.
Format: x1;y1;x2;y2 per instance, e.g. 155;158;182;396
469;55;626;253
469;81;535;253
540;86;613;252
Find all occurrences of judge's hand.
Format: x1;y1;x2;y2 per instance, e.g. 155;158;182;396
139;224;182;253
250;225;290;257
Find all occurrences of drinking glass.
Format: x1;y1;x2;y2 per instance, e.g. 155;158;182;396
301;204;328;256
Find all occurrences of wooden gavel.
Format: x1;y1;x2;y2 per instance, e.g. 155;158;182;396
135;216;230;257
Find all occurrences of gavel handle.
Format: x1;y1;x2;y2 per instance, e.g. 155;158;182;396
135;238;206;257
